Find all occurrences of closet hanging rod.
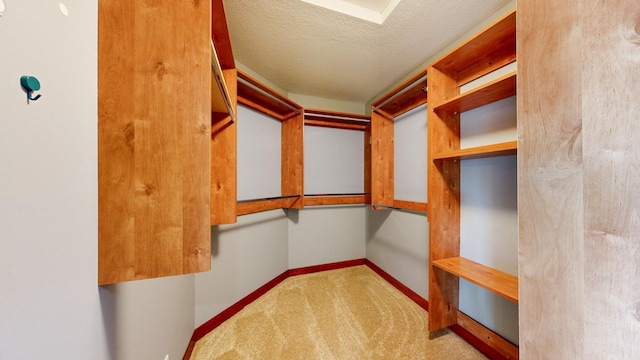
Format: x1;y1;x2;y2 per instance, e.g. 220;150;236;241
237;194;301;204
237;77;302;114
304;193;371;197
372;74;427;112
304;113;371;123
211;40;237;123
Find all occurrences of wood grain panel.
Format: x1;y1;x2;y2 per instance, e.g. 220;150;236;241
517;2;585;358
427;65;461;331
435;72;516;113
282;113;304;209
433;141;517;161
304;120;367;131
520;1;640;358
210;69;237;225
392;200;429;213
433;257;518;302
303;195;370;206
98;0;210;284
370;110;394;207
236;197;300;216
581;2;640;358
456;312;519;360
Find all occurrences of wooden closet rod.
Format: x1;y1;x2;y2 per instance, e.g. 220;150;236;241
237;77;302;114
304;112;370;123
371;74;427;112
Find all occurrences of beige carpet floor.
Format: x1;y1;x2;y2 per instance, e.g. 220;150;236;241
191;265;487;360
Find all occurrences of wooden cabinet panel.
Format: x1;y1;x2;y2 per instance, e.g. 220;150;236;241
98;0;211;284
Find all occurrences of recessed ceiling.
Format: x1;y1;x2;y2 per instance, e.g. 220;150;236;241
224;0;512;106
299;0;402;24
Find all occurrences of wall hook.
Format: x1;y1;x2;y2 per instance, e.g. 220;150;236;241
20;76;42;101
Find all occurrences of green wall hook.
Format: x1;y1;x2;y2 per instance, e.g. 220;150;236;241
20;76;42;101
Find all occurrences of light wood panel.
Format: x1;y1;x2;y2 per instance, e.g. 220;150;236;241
98;0;210;284
433;257;518;303
519;1;640;358
433;141;517;161
392;200;429;213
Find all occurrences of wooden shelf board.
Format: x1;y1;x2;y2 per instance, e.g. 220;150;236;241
432;10;516;75
432;256;518;303
303;194;370;206
237;70;302;120
433;141;517;161
435;72;516;114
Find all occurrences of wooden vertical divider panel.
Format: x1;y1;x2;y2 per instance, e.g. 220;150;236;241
370;110;394;207
98;0;211;284
427;65;461;330
210;68;237;224
282;112;304;209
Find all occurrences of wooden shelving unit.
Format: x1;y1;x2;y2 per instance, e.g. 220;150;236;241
432;257;518;303
433;141;517;161
370;69;429;215
303;109;371;207
236;70;304;215
98;0;214;284
210;0;238;225
427;8;518;359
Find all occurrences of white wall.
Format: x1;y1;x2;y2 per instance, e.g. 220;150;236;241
0;2;199;360
195;210;289;326
288;206;366;269
0;2;107;359
366;209;429;298
304;126;364;195
237;104;282;200
394;104;428;202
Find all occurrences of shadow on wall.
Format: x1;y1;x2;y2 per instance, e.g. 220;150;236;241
99;286;118;360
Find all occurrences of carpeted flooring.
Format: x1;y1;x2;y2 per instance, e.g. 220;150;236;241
191;265;487;360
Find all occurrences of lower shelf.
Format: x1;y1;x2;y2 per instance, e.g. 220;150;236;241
432;256;518;303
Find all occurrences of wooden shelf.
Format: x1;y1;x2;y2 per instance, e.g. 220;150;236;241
432;10;516;86
433;141;517;161
434;72;516;114
304;109;370;131
303;193;371;206
237;70;302;121
432;257;518;303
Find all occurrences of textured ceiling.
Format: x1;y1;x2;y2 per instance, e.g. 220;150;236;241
224;0;511;104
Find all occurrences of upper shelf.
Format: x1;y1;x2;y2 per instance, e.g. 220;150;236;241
372;69;428;118
432;256;518;303
434;71;516;114
237;70;302;121
432;9;516;87
304;109;370;131
433;141;517;161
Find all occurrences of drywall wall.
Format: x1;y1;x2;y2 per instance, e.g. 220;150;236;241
195;209;289;326
288;206;367;269
0;2;108;359
237;104;282;200
394;104;428;202
366;209;429;298
100;275;195;360
304;126;365;195
0;2;200;360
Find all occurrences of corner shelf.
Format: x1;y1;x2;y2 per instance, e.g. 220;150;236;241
432;257;518;303
433;141;517;161
434;72;516;114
